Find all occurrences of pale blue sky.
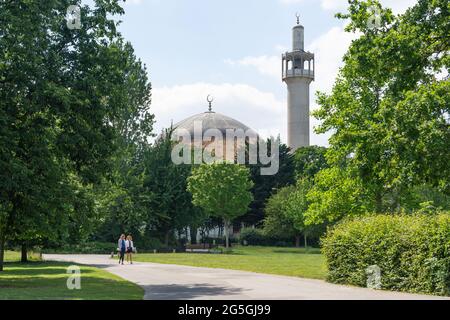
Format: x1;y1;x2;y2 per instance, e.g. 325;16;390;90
108;0;417;145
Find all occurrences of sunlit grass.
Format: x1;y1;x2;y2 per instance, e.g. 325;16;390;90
1;251;143;300
134;246;327;280
4;250;41;262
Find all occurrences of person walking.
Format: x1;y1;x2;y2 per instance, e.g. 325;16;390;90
118;234;126;265
126;235;134;264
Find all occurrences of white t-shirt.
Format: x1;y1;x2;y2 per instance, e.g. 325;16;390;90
125;240;134;249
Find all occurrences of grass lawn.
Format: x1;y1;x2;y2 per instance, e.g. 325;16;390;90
134;246;327;280
0;251;144;300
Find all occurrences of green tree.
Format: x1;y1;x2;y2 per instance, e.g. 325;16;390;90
306;167;374;225
187;163;254;248
264;179;319;247
263;186;298;243
311;0;449;222
0;0;152;270
245;143;295;226
285;179;314;247
293;146;328;180
142;130;207;246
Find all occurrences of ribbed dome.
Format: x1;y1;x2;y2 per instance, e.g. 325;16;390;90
173;111;255;136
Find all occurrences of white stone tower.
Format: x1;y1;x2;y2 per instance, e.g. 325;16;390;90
282;15;315;151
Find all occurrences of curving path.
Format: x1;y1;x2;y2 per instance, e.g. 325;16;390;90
44;254;448;300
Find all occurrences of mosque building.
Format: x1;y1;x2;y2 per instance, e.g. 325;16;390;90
173;16;314;153
170;16;315;241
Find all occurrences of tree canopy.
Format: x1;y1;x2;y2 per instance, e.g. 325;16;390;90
0;0;152;270
308;0;450;225
187;163;254;248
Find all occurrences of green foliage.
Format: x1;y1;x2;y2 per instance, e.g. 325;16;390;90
0;0;152;270
142;130;207;246
399;185;450;213
43;242;116;254
285;179;311;234
264;179;325;246
293;146;328;180
312;0;450;220
263;186;298;239
239;228;293;247
245;143;295;225
187;162;254;248
322;213;450;296
306;167;374;225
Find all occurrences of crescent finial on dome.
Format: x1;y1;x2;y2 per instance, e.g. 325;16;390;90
207;95;214;112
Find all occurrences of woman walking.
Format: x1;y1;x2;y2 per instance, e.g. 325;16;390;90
126;235;134;264
118;234;126;265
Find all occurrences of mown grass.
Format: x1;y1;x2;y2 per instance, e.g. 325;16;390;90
133;246;327;279
3;250;41;262
0;251;143;300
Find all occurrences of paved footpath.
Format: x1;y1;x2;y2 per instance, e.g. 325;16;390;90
44;254;448;300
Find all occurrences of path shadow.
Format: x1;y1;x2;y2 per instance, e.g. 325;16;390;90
143;283;245;300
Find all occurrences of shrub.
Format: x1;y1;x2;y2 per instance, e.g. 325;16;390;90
44;238;166;254
321;213;450;296
43;241;116;254
239;228;293;247
239;228;266;245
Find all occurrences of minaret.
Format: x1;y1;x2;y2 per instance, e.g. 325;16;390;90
282;14;315;151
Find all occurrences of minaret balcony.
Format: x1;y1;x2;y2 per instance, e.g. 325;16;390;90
282;68;314;81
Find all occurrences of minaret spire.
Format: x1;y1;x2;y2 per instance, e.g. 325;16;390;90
296;12;300;25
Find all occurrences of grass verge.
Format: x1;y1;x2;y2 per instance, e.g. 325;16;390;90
133;245;327;279
0;251;143;300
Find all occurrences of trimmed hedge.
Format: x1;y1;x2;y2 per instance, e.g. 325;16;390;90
321;213;450;296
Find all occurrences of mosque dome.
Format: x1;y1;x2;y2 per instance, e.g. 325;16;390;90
172;95;256;138
173;110;254;137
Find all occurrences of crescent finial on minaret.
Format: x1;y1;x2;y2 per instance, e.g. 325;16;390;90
296;12;300;25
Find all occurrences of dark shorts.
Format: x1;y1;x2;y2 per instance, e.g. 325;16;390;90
126;248;133;253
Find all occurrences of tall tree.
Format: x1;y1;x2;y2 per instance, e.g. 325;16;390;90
311;0;449;222
187;163;254;249
0;0;152;270
142;130;206;246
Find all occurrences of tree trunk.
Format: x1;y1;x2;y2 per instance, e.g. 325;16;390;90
304;234;308;249
190;226;198;244
0;232;5;272
295;235;300;248
223;219;230;249
21;242;28;263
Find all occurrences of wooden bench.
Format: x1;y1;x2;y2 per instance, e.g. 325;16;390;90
185;243;222;253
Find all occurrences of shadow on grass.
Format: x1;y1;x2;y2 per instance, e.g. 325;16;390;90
143;283;244;300
2;262;96;276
